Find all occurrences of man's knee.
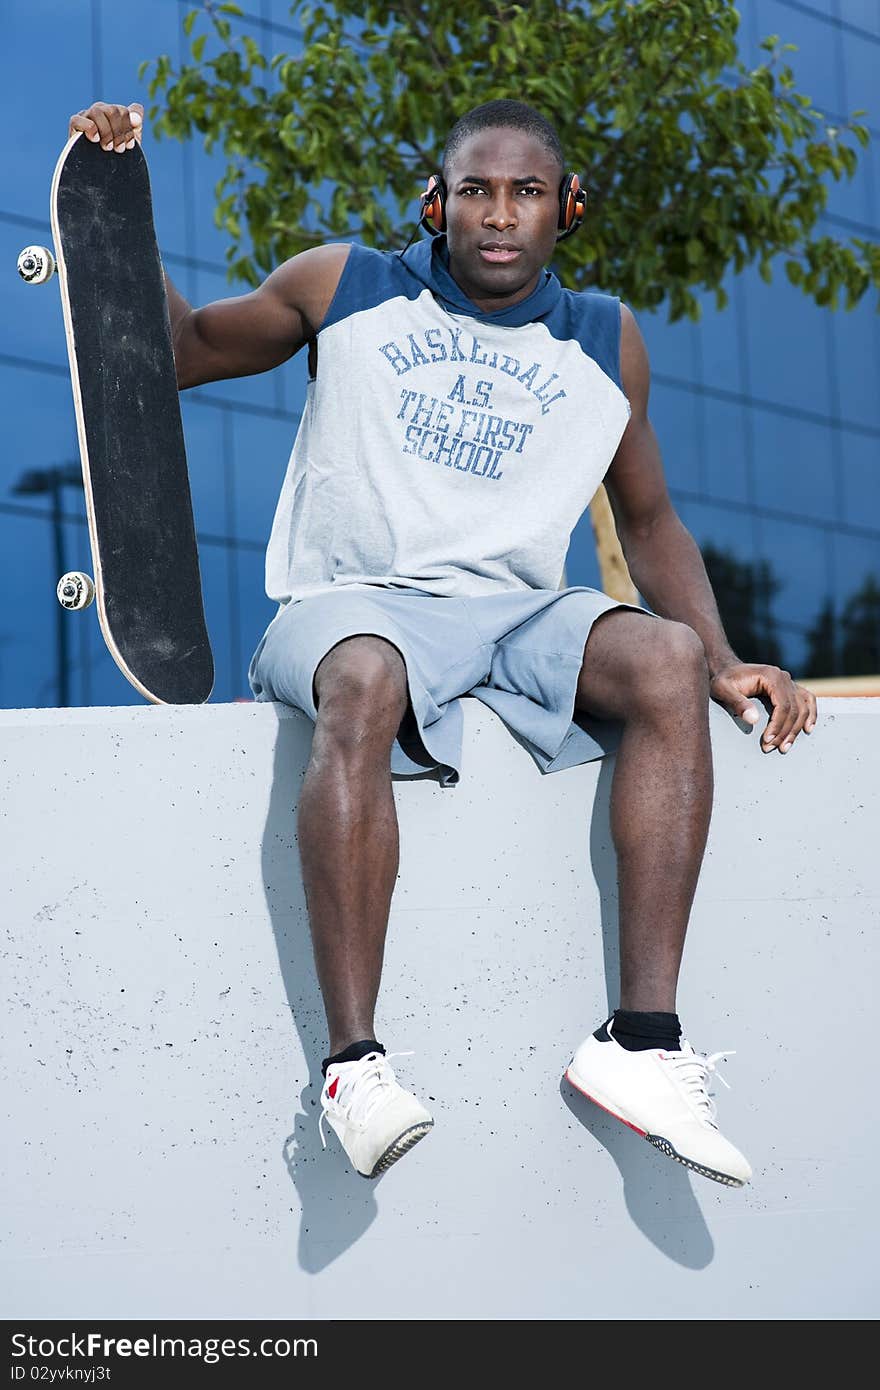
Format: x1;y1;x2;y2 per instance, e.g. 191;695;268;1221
577;611;708;719
312;634;411;748
655;620;709;675
626;619;710;712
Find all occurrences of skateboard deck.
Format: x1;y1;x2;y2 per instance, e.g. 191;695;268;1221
47;132;214;705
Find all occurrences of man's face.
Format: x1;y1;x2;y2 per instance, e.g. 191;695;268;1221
443;127;563;313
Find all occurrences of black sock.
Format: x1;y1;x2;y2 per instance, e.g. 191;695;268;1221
321;1038;385;1077
595;1009;682;1052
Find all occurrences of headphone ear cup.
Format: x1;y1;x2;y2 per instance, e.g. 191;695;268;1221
420;173;447;235
557;172;586;240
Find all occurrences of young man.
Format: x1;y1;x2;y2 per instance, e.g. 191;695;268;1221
69;98;816;1189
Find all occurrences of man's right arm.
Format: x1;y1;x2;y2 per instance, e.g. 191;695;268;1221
163;246;349;389
69;101;350;390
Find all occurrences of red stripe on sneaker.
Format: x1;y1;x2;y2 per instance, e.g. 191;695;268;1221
328;1077;339;1099
563;1069;647;1138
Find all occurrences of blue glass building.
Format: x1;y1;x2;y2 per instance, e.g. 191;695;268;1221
1;0;877;708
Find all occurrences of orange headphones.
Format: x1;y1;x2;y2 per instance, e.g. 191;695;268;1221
419;171;587;242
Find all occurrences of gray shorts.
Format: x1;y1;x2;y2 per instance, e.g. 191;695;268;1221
248;583;658;786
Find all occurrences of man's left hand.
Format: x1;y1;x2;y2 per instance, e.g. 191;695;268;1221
708;662;817;753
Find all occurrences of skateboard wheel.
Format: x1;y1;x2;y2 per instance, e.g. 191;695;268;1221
57;571;95;610
17;245;56;284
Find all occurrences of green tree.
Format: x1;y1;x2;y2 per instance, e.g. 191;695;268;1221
840;573;880;675
801;577;880;678
143;0;878;318
803;596;836;678
699;543;784;668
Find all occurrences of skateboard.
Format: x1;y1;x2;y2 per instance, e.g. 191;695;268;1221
17;132;214;704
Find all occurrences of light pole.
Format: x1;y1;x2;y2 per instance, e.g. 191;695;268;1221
11;461;84;708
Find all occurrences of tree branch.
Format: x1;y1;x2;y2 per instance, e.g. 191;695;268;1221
396;0;455;109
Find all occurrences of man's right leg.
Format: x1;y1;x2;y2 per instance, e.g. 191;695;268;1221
297;633;434;1178
296;633;410;1054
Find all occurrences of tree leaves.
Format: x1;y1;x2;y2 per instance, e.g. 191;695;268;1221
141;0;879;319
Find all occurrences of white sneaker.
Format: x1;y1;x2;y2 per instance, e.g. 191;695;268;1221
319;1050;434;1179
565;1019;752;1187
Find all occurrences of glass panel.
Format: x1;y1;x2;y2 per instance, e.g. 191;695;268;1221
702;397;753;506
839;25;880;114
839;424;880;528
635;305;700;385
754;2;845;111
186;141;239;269
694;268;744;396
231;412;298;544
838;2;880;36
742;265;835;418
4;511;55;707
646;382;702;493
830;530;880;675
823;156;875;226
830;295;880;432
833;529;880;610
866;136;880;228
756;512;832;632
179;398;227;537
1;370;79;509
750;407;838;522
782;1;835;17
676;497;758;567
265;0;305;30
671;497;797;664
0;2;92;214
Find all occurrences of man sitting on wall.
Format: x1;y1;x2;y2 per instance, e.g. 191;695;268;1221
68;97;817;1188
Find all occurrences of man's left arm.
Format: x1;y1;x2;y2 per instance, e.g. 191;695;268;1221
602;304;817;755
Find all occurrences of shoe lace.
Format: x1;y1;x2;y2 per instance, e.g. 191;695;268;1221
663;1045;735;1128
318;1050;414;1149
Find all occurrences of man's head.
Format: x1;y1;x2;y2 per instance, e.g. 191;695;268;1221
438;100;566;312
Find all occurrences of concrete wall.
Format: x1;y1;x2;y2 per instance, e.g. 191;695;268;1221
2;697;877;1320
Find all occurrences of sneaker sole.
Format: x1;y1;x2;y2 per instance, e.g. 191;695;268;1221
360;1120;434;1180
564;1066;746;1189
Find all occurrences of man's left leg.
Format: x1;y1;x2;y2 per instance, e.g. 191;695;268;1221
563;606;751;1186
573;609;713;1014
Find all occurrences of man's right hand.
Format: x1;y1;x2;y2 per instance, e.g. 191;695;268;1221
68;102;144;153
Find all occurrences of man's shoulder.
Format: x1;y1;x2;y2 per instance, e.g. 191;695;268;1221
548;286;625;390
558;284;621;316
319;240;423;334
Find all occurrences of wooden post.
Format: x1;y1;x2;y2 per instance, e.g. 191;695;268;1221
589;483;639;604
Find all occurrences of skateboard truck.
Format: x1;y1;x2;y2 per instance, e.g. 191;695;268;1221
57;571;96;611
17;245;56;285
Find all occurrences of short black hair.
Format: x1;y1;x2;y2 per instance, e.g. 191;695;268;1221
441;100;565;183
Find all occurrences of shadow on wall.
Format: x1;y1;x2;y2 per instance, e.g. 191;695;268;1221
581;752;713;1269
259;714;381;1271
257;708;714;1273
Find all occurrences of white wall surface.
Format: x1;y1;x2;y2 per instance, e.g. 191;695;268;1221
1;697;877;1320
